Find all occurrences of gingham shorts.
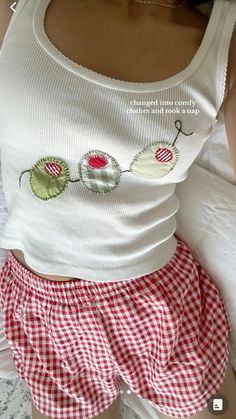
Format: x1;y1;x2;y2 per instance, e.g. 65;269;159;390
0;239;232;419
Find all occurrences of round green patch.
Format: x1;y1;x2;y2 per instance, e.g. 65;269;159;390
30;157;70;200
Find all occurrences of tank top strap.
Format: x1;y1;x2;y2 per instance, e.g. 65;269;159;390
186;0;236;121
213;0;236;111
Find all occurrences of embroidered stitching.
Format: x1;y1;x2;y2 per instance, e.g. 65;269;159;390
130;120;193;178
28;157;69;201
130;141;179;179
79;150;122;194
18;120;194;199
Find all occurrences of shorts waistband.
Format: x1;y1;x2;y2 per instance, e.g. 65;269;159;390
6;239;187;304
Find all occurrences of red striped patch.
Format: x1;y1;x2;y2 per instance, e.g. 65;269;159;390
155;147;173;163
44;162;62;177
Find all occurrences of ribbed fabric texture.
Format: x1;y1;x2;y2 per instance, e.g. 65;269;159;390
0;0;235;281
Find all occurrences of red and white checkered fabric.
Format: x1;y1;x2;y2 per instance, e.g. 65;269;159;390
0;239;232;418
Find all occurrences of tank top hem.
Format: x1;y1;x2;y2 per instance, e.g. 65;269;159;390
0;235;178;282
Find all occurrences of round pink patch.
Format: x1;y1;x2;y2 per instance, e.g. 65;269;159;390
88;155;108;169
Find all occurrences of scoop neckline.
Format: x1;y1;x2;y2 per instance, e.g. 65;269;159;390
33;0;221;93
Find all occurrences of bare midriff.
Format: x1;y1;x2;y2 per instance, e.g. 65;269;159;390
11;249;77;281
10;0;231;282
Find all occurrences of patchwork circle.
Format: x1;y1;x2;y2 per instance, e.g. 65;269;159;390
130;141;179;179
79;150;122;194
30;157;70;200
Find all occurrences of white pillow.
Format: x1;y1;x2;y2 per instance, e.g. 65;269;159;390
195;120;236;185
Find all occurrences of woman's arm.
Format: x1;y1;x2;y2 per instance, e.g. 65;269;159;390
223;30;236;180
224;80;236;180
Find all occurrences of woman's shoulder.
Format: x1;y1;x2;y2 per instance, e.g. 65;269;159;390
218;30;236;121
211;1;236;95
228;31;236;91
189;2;236;91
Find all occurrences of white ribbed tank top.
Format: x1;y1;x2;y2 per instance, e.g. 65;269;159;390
0;0;235;281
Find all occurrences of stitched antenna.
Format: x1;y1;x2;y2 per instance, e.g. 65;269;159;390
172;120;194;146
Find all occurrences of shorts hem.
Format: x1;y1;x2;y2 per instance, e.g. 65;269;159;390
146;350;230;418
30;392;120;419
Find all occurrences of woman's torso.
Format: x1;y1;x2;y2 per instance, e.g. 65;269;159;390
9;0;233;281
